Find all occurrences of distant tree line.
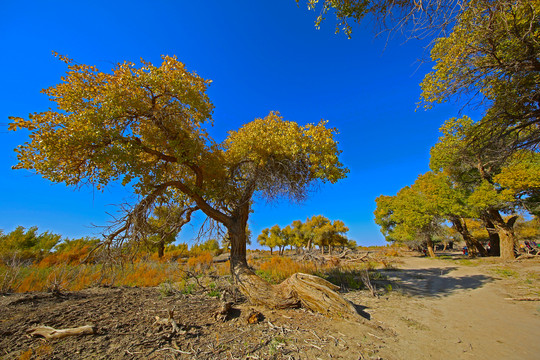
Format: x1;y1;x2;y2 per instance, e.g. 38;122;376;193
257;215;356;255
0;226;226;266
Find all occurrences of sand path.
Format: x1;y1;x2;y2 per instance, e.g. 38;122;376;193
360;256;540;359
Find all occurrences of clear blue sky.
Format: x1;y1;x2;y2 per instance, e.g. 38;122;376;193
0;0;464;247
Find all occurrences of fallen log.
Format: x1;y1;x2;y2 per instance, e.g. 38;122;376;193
27;325;95;340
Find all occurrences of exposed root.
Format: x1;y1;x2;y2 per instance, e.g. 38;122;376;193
233;264;359;320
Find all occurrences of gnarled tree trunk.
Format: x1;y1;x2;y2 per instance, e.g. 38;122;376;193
227;210;358;319
426;236;436;258
157;239;165;258
486;210;518;260
484;218;500;256
450;216;487;257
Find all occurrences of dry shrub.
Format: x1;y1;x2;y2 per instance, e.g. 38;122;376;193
149;248;188;263
120;262;171;287
38;245;93;267
68;265;102;291
382;247;401;257
17;268;49;292
0;262;23;293
328;256;341;267
216;260;230;276
186;252;213;274
256;256;317;284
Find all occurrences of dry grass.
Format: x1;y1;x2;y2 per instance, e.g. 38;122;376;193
2;249;399;294
255;256;318;283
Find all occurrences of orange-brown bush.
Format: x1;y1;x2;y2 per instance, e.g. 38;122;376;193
38;245;93;267
3;258;185;293
148;247;189;263
255;256;317;284
186;252;213;274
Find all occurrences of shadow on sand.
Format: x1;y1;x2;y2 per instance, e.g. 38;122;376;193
378;266;493;298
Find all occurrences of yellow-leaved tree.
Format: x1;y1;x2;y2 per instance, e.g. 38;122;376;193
9;54;357;317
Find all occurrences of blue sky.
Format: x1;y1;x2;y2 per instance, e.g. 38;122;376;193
0;0;464;247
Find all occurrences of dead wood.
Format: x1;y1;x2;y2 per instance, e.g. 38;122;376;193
233;262;359;319
246;309;264;324
153;308;184;334
360;268;377;297
504;297;540;301
27;325;95;340
281;273;359;318
214;301;233;322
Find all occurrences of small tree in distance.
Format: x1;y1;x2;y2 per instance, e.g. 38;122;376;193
257;216;352;254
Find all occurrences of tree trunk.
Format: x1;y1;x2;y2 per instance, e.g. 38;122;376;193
426;237;436;258
486;210;517;260
499;228;517;260
484;219;501;256
227;208;358;319
450;217;487;257
157;240;165;258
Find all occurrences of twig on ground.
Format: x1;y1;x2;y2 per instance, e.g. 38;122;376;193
504;297;540;301
156;347;191;354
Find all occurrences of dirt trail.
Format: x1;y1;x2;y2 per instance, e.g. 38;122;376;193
354;255;540;359
1;254;539;359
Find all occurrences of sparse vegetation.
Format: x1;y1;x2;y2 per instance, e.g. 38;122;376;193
492;267;518;278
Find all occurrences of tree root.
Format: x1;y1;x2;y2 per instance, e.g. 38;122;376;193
233;265;359;320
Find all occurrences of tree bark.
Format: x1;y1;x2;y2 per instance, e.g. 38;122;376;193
157;239;165;258
486;210;517;260
450;217;487;257
426;237;436;258
227;206;358;319
484;218;501;256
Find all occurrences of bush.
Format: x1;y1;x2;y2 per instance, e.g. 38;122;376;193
186;252;213;274
0;226;61;265
190;239;222;256
256;256;317;284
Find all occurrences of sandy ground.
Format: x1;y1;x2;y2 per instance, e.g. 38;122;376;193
1;253;539;359
351;254;540;359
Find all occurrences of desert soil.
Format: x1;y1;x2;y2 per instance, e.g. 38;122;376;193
1;253;539;359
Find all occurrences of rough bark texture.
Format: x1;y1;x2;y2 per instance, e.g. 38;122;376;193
231;260;358;319
227;213;359;320
485;218;501;256
498;227;517;260
451;217;487;257
487;210;517;260
157;240;165;258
